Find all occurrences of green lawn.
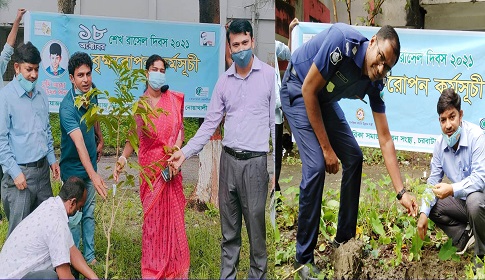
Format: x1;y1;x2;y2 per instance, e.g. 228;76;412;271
0;181;275;279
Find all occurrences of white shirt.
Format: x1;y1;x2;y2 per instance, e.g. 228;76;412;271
0;196;74;278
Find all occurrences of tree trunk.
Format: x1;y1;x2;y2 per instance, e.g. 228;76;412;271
189;0;222;210
199;0;220;24
58;0;76;14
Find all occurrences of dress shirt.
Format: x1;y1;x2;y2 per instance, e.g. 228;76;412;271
0;77;56;179
420;120;485;216
0;43;13;89
182;55;275;158
275;40;291;125
290;23;385;113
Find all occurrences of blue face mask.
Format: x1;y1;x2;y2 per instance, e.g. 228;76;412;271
231;48;253;68
442;125;462;148
148;71;166;91
74;86;91;96
17;74;37;93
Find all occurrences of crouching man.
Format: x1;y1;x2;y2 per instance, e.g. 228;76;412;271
418;88;485;259
0;177;98;279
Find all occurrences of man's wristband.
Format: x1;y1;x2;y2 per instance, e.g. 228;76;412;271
396;188;407;200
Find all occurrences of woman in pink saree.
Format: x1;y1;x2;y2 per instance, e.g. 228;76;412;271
114;54;190;279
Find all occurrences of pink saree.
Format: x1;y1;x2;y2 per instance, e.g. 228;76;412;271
136;90;190;279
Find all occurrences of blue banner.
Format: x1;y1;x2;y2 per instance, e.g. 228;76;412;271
24;12;225;118
292;22;485;153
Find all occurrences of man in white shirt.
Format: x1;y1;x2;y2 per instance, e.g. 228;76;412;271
0;177;98;279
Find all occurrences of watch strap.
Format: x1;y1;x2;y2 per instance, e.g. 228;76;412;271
396;188;407;200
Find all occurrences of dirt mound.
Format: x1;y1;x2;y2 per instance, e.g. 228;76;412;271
333;239;365;279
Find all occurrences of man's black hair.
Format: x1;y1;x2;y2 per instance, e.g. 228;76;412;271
59;177;87;202
49;42;62;56
226;19;253;44
376;25;401;65
437;88;461;115
68;51;93;76
13;42;41;64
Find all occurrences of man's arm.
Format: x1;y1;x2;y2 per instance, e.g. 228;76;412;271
55;263;75;279
70;245;98;279
169;79;225;169
0;95;27;189
301;63;339;174
43;94;60;180
69;129;107;199
373;111;417;216
417;152;442;240
288;18;299;52
0;9;25;78
7;9;26;47
449;133;485;198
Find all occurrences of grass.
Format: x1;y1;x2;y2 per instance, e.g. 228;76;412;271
0;180;275;278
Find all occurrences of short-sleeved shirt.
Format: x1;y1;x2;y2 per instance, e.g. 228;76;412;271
59;88;97;181
0;196;74;278
290;23;385;113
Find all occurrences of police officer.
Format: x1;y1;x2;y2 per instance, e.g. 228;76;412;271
280;23;418;278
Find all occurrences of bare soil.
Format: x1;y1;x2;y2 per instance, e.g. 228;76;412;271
277;151;472;279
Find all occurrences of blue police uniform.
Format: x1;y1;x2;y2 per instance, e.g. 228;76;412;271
280;23;386;265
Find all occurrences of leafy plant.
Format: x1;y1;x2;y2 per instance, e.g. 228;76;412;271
74;55;160;278
284;155;302;166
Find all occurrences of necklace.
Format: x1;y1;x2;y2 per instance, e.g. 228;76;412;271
147;93;161;107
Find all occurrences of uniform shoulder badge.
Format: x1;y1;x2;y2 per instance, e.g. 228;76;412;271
330;47;342;65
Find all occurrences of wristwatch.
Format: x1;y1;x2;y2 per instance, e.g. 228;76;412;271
396;188;407;200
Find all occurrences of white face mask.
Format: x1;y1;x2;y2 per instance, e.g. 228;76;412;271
148;71;166;90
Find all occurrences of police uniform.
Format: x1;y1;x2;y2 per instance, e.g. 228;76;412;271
279;23;385;265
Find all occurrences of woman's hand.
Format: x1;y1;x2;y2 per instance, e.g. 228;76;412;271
113;156;127;182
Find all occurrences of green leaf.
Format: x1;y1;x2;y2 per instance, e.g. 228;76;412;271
326;199;339;208
371;217;386;236
274;224;280;243
410;230;424;261
318;243;326;252
438;239;457;261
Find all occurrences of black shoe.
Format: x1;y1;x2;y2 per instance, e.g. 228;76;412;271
331;239;345;249
456;227;475;255
293;261;321;280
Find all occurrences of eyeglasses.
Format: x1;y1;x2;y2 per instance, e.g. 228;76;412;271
375;37;392;76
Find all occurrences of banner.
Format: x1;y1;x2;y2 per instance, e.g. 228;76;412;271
291;23;485;153
24;12;225;118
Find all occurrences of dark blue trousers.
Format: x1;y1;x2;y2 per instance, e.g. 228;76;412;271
280;67;363;264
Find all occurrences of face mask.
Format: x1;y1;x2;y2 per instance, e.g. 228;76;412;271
148;71;166;91
17;74;37;93
74;86;92;96
231;48;253;68
442;125;462;148
68;210;82;226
